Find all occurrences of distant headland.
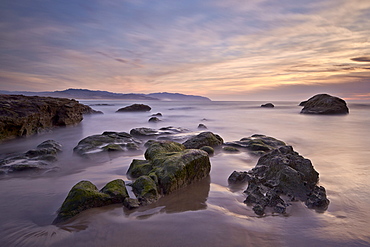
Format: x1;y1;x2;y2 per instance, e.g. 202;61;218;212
0;88;212;102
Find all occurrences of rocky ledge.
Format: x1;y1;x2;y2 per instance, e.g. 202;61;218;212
299;94;349;115
0;94;101;141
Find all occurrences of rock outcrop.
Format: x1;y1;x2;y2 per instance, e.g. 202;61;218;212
224;134;286;156
229;145;329;216
0;94;101;141
53;179;129;224
127;140;211;205
73;131;141;156
182;131;223;149
300;94;349;114
116;104;151;112
0;140;62;174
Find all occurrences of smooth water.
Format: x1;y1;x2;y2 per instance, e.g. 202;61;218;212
0;100;370;247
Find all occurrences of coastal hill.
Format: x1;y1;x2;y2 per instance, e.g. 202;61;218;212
0;89;211;101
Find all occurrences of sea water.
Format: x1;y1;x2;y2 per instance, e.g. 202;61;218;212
0;100;369;246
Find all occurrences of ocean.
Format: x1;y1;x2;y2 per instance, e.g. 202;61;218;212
0;100;369;246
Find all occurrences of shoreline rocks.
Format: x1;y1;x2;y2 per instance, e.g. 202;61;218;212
300;94;349;115
0;94;101;141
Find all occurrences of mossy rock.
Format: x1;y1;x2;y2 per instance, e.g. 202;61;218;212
182;131;223;149
127;159;153;179
144;140;185;161
53;179;129;224
132;176;159;204
222;146;240;153
200;146;214;155
102;144;124;152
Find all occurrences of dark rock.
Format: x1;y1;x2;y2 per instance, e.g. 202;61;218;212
0;140;62;174
0;94;101;141
53;179;129;224
123;198;140;209
197;123;207;129
224;134;286;156
300;94;349;114
241;145;329;215
148;117;161;123
152;113;162;117
116;104;151;112
130;126;191;142
126;140;211;205
130;127;159;137
228;171;251;184
73;132;141;156
182;131;223;149
261;103;274;108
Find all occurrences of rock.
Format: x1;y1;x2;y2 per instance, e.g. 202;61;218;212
0;94;101;141
261;103;274;108
228;171;251;184
130;126;190;141
53;179;128;224
123;198;140;209
182;131;224;149
224;134;286;156
130;127;159;137
200;146;214;155
73;131;141;156
148;117;161;123
300;94;349;114
152;113;162;117
126;140;211;205
241;145;329;215
0;140;62;174
116;104;151;112
197;123;207;129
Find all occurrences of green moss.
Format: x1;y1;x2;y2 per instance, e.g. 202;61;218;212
132;176;159;204
127;159;153;178
100;179;129;202
144;141;185;161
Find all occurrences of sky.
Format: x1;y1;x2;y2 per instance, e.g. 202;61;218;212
0;0;370;101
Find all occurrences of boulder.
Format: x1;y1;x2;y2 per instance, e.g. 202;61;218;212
148;117;161;123
130;126;191;142
116;104;151;112
0;94;101;141
53;179;128;224
182;131;224;149
73;131;141;156
224;134;286;156
261;103;274;108
197;123;207;129
0;140;61;174
126;140;211;204
237;145;329;215
300;94;349;114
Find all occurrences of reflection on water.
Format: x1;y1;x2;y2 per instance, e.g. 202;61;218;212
0;100;370;246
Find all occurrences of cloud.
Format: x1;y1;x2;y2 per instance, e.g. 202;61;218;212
351;57;370;62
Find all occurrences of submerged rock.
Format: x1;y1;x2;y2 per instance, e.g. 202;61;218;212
300;94;349;115
130;126;191;142
53;179;129;224
148;117;161;123
0;94;101;141
182;131;223;149
0;140;62;174
116;104;151;112
126;140;211;205
232;145;329;216
224;134;286;156
73;131;141;156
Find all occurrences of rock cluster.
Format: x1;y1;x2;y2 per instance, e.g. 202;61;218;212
0;140;62;174
0;94;101;141
300;94;349;114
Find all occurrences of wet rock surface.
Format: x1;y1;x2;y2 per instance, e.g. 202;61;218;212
0;94;101;141
73;131;142;156
224;134;286;156
229;145;329;216
0;140;62;174
300;94;349;115
261;103;274;108
182;131;223;149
